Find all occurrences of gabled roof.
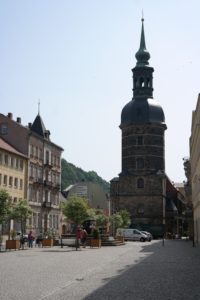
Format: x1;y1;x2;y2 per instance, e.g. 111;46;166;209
0;137;27;158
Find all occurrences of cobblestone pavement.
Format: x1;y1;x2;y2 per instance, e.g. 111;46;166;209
0;240;200;300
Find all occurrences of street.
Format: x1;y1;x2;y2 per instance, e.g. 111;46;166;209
0;240;200;300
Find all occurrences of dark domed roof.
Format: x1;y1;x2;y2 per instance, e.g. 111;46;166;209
121;98;165;127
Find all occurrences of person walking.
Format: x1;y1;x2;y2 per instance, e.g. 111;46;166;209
28;231;34;248
76;227;83;250
81;229;88;248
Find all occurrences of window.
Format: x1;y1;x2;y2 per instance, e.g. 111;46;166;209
1;124;8;135
137;158;144;169
13;197;17;203
35;147;38;158
16;159;19;169
0;174;2;185
140;77;144;87
45;150;49;164
11;157;14;168
14;178;18;188
4;154;8;165
3;175;7;186
0;153;2;164
9;176;13;187
137;136;143;145
137;178;144;188
20;160;23;170
20;179;23;189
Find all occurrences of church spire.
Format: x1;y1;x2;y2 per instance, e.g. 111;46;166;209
135;18;150;67
132;18;154;99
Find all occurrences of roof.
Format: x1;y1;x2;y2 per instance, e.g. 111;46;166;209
0;137;27;158
31;114;47;138
121;98;165;127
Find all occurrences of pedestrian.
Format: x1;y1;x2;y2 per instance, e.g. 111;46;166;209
76;227;83;250
81;229;88;248
28;231;34;248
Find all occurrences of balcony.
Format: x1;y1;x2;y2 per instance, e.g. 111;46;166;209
44;180;53;187
42;201;52;209
44;160;53;169
33;178;43;185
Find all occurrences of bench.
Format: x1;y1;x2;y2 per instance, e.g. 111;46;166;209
60;237;79;250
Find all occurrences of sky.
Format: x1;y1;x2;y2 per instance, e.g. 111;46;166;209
0;0;200;183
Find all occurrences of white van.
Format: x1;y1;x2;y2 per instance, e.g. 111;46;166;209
116;228;147;242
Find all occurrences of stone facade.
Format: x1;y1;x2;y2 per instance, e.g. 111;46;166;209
0;112;63;236
190;94;200;243
110;20;167;236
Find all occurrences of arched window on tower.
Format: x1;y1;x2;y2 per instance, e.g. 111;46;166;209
134;78;138;88
137;178;144;188
137;158;144;169
146;78;151;87
140;77;144;87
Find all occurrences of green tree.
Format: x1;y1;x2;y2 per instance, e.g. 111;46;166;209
109;213;123;234
95;211;108;228
0;189;11;237
62;195;89;226
12;199;32;235
119;209;131;228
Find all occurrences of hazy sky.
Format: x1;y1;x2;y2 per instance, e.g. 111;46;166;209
0;1;200;183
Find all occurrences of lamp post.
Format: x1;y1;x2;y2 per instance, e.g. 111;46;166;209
157;170;166;246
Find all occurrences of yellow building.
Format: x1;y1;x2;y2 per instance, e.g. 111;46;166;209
0;137;28;231
190;94;200;244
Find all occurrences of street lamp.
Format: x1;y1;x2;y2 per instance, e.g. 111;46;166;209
157;170;166;245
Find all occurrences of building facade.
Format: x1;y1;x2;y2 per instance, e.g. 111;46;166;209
0;112;63;236
110;19;167;237
0;137;28;232
190;94;200;244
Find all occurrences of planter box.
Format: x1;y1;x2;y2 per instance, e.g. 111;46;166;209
116;236;125;243
90;239;101;248
42;239;53;247
6;240;20;250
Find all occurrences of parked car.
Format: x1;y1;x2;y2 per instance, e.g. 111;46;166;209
116;228;147;242
141;231;152;242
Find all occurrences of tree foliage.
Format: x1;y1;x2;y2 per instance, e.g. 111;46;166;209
62;195;89;226
12;199;32;234
119;209;131;228
0;189;11;226
109;213;123;231
61;158;109;192
109;209;131;233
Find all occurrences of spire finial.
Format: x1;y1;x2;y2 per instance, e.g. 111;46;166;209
135;16;150;66
142;9;144;22
38;99;40;115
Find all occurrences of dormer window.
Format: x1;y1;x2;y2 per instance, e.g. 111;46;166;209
1;124;8;135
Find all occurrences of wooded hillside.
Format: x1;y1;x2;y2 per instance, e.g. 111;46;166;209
61;158;110;193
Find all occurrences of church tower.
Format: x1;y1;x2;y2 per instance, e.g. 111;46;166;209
110;19;167;235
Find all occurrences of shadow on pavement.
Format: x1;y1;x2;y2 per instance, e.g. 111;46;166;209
83;240;200;300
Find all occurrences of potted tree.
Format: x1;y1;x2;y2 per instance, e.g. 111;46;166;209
42;229;54;247
61;195;89;250
115;209;131;243
6;229;20;250
90;228;101;248
6;199;32;250
0;190;11;251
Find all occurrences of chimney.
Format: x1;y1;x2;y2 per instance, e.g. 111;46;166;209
16;117;21;124
7;112;13;119
28;122;32;128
